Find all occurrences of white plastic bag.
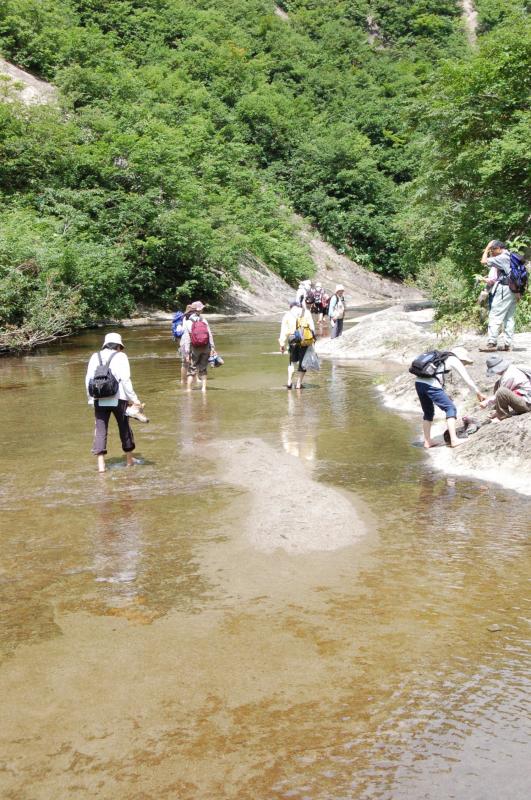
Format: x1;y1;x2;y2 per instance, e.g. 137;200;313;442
301;345;320;371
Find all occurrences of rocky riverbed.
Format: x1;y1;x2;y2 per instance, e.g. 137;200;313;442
316;305;531;496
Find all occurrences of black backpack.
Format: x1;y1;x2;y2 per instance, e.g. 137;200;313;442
88;351;120;398
409;350;454;385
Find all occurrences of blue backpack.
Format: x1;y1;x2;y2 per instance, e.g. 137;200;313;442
171;311;185;340
508;252;528;295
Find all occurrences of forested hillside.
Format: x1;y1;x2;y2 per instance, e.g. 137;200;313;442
0;1;529;349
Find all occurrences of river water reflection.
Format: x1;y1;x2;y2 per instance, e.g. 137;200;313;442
0;320;529;799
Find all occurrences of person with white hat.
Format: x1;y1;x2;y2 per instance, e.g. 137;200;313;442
413;346;485;448
328;285;345;338
480;354;531;420
85;332;142;472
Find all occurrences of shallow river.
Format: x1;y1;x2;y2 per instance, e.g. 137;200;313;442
1;319;530;800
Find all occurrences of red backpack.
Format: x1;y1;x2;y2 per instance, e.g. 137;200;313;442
190;319;210;347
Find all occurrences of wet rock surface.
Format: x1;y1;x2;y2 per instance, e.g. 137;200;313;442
317;304;531;495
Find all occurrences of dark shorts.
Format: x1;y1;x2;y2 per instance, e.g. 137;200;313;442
289;343;307;372
415;382;457;422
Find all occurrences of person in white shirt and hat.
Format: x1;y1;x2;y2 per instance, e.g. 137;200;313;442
85;332;142;473
328;285;345;338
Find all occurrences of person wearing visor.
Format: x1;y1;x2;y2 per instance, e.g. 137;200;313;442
480;355;531;420
85;332;141;472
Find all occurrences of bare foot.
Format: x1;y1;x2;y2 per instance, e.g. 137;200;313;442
126;455;139;467
450;439;465;448
97;455;106;473
423;441;435;449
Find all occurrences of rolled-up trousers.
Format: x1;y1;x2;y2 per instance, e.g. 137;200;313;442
92;399;135;455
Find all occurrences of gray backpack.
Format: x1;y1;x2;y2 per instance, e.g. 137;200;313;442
88;352;119;398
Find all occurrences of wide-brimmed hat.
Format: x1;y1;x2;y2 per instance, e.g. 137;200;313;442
289;299;302;308
103;332;124;348
188;301;205;312
486;354;510;375
335;284;345;292
451;346;473;365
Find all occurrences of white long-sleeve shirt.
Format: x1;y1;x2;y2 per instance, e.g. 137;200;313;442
278;307;315;348
85;349;139;405
415;355;480;394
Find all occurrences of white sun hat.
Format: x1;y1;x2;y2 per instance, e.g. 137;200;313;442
103;332;124;348
451;346;473;364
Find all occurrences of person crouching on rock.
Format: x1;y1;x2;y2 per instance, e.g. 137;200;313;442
415;346;485;448
181;301;215;393
279;300;315;390
479;355;531;421
86;332;141;473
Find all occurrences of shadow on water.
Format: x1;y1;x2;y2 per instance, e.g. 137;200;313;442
0;320;529;799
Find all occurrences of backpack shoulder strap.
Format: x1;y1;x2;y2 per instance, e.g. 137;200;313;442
106;350;119;366
97;352;103;365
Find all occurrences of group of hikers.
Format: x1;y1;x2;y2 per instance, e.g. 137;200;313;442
85;239;529;471
412;239;530;448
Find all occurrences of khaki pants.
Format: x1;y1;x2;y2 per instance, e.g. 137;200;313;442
495;387;531;420
487;285;517;346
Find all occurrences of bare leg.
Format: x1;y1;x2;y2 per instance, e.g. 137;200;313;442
186;374;194;392
422;420;434;449
97;454;106;473
180;363;187;384
287;363;295;388
295;371;304;389
126;453;136;467
447;417;464;447
200;375;207;393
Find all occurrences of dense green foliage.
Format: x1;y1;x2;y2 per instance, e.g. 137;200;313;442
0;0;529;348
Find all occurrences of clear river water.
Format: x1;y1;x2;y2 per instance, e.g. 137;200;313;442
0;319;530;800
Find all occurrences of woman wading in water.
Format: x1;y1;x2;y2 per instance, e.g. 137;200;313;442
85;332;142;473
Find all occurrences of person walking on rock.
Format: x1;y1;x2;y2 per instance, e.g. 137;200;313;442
413;346;485;448
328;285;345;339
477;240;517;352
279;300;315;390
181;301;215;393
480;355;531;420
86;332;141;473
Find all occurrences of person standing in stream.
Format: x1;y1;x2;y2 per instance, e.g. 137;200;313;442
181;301;215;393
86;332;141;473
279;300;315;390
